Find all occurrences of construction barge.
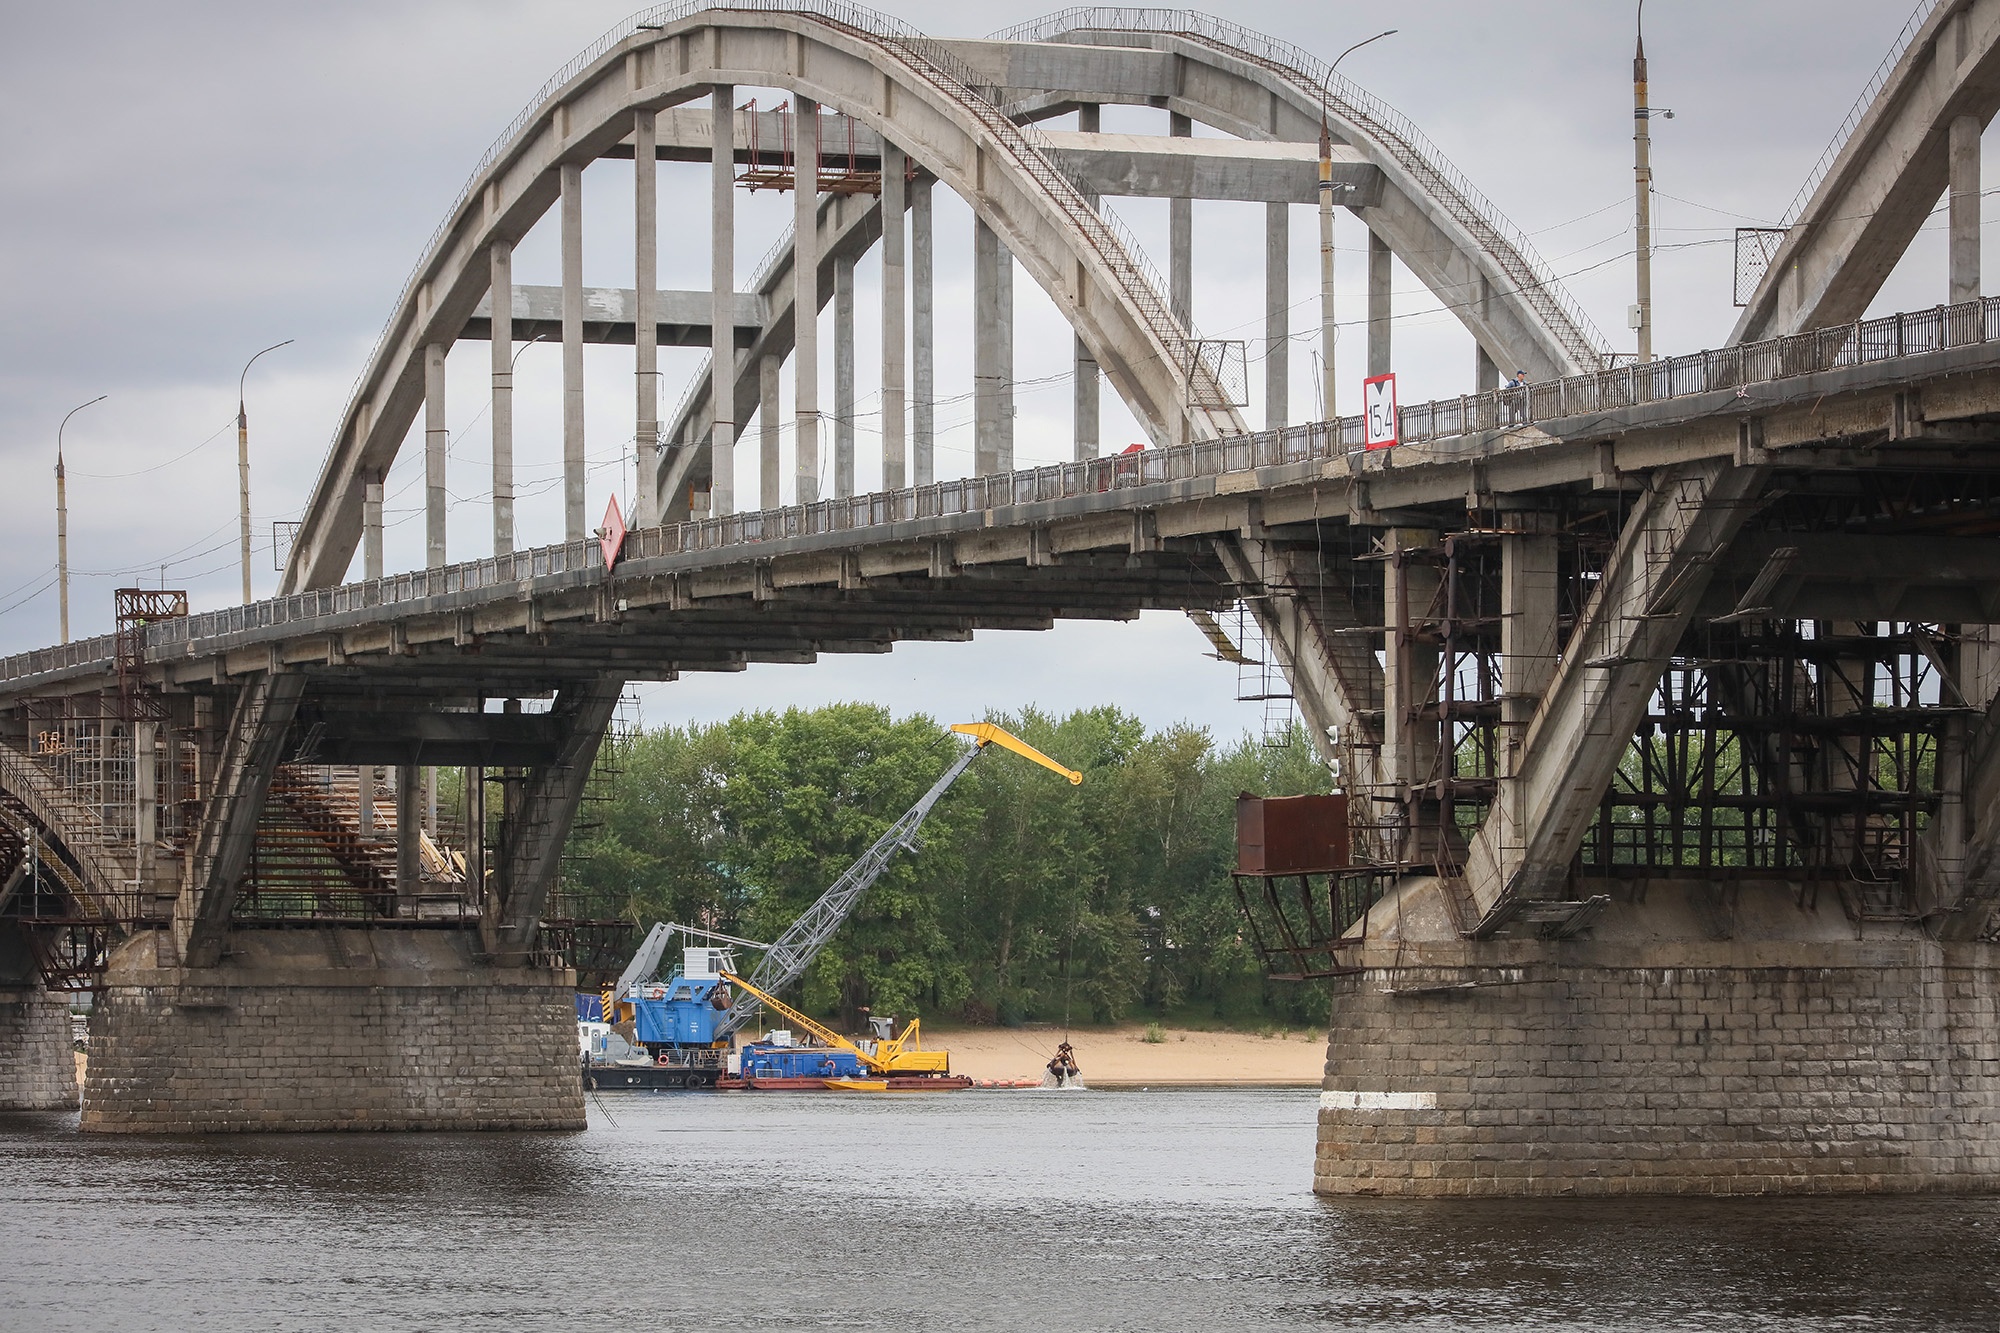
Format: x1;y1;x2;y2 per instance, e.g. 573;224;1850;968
578;721;1079;1095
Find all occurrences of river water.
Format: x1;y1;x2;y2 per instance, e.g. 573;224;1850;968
3;1088;1997;1330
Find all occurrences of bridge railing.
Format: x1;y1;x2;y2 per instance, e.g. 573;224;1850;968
4;295;1999;689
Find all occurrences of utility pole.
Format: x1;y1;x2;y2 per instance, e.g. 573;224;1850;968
237;340;293;603
56;394;106;646
1633;3;1655;364
1319;30;1396;420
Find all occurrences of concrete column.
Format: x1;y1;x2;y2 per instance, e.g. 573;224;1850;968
560;161;586;541
490;242;515;555
395;764;419;916
759;353;781;510
1367;228;1392;379
1170;111;1193;329
1265;201;1288;431
1476;346;1500;392
1073;105;1101;460
134;720;157;883
362;472;384;581
1951;113;1982;306
880;143;907;490
795;96;821;503
1383;528;1441;817
912;175;935;486
424;342;447;570
423;766;437;838
973;218;1014;476
834;253;855;498
358;765;375;838
710;86;736;517
1499;510;1559;781
466;766;486;910
634;109;660;528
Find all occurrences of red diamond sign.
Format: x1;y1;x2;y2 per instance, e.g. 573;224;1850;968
599;495;627;573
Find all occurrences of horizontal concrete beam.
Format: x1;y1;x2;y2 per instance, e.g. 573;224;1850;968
295;710;564;766
1041;131;1380;205
939;38;1177;101
611;111;1372;204
462;285;764;348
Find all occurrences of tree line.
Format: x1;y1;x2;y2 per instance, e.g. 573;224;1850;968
562;704;1333;1030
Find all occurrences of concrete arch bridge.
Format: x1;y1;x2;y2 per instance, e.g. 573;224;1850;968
6;2;2000;1194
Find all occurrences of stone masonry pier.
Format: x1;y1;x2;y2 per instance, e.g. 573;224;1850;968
82;929;583;1133
1315;882;2000;1196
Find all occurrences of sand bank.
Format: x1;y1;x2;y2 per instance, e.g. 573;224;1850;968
918;1024;1326;1087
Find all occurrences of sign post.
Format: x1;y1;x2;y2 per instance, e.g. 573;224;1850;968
1362;372;1399;451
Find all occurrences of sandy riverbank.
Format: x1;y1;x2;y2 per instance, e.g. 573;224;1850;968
914;1024;1326;1087
70;1026;1327;1091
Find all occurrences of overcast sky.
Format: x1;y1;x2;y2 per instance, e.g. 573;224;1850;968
0;1;1956;740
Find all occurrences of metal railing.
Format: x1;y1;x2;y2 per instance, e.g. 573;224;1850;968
991;7;1616;372
8;294;2000;691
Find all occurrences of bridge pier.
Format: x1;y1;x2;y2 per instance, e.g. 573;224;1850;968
81;928;582;1133
0;930;76;1110
1317;882;2000;1196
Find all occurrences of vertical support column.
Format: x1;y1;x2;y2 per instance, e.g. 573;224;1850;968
1265;201;1288;431
794;96;821;503
834;254;855;498
133;721;157;884
634;109;660;528
1951;113;1982;306
424;342;447;570
1318;127;1338;420
912;174;935;485
489;242;515;556
1074;104;1102;461
973;219;1014;476
710;86;736;517
759;353;781;510
395;765;419;916
466;766;486;911
1367;229;1392;378
880;143;907;490
560;162;586;541
362;471;384;581
1498;507;1559;778
1169;111;1193;329
1383;529;1441;855
1476;346;1499;393
358;766;375;838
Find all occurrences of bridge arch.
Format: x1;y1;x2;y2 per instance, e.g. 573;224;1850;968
1733;0;2000;341
283;1;1249;593
651;8;1614;530
0;743;134;940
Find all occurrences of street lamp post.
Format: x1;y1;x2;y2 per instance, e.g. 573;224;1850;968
237;340;293;603
1319;29;1396;420
1634;3;1662;364
55;394;107;646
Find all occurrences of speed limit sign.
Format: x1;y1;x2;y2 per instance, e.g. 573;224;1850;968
1362;372;1398;450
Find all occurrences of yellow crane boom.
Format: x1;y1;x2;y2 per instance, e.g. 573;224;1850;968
950;722;1083;784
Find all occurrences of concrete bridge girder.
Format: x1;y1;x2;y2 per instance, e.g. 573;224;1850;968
283;10;1250;594
1734;0;2000;341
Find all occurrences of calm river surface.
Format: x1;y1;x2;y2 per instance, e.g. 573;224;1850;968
3;1088;1997;1330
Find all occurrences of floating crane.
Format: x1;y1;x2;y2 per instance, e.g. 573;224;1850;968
588;722;1081;1088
